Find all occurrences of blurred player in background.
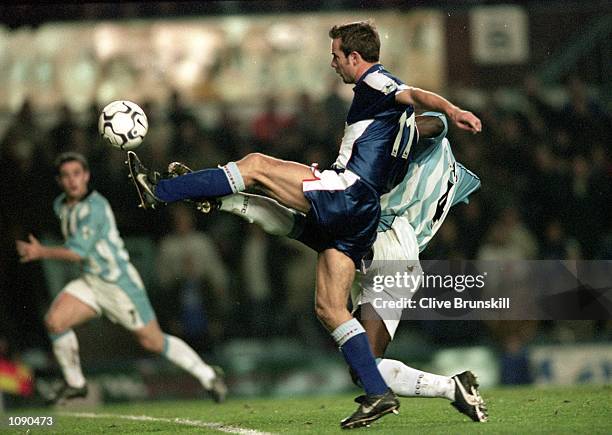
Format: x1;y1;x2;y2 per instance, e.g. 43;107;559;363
16;152;227;405
176;112;487;422
127;21;481;428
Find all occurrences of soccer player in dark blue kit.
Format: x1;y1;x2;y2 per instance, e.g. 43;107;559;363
128;20;481;429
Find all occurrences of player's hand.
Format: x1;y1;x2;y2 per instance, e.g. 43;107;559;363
449;108;482;134
16;234;43;263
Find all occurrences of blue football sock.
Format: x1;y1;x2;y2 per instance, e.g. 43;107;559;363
155;162;245;202
332;319;388;396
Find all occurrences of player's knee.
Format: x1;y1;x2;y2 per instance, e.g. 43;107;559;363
138;334;164;354
238;152;259;168
314;300;327;321
314;301;338;328
44;314;66;335
239;153;272;179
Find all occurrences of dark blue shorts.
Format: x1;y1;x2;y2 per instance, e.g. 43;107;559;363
294;168;380;268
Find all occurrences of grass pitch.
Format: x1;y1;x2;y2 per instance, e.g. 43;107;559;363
6;385;611;434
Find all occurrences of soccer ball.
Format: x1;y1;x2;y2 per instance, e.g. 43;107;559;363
98;100;148;150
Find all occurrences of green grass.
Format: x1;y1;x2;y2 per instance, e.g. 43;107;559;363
5;385;611;434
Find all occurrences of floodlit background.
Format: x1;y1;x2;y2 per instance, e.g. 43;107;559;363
0;1;610;408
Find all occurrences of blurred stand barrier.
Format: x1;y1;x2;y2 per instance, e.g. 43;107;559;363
432;343;612;387
11;338;607;411
433;347;500;388
530;344;612;385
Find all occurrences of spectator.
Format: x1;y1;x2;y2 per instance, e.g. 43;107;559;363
294;91;328;152
210;102;242;159
524;145;572;236
486;320;537;385
321;78;349;145
568;155;605;257
477;219;528;262
422;216;465;260
48;103;77;156
240;226;274;337
173;117;205;162
497;208;538;260
455;197;488;259
250;95;295;153
157;204;230;350
561;76;612;156
540;220;581;260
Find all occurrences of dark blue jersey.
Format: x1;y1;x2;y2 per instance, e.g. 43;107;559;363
333;64;418;195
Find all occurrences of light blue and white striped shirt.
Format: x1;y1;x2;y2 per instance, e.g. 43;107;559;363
53;190;144;292
379;112;481;251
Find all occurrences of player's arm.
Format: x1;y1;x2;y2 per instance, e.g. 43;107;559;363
396;87;481;134
415;114;444;139
16;234;82;263
410;112;448;160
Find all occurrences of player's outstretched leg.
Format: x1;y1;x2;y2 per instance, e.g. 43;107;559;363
126;151;165;209
128;151;311;213
44;291;97;405
166;161;221;214
168;161;299;233
451;371;488;422
376;359;455;400
134;321;228;403
127;150;246;209
162;334;228;403
46;331;89;405
376;360;487;422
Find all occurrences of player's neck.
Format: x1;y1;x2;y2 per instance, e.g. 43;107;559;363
65;190;89;206
65;196;81;207
354;62;376;83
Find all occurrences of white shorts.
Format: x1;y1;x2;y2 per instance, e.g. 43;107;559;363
59;273;155;331
352;216;422;339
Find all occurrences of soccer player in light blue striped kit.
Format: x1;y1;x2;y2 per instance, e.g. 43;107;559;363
354;111;486;423
16;152;227;404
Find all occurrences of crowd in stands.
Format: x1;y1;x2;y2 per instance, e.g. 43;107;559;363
1;76;610;377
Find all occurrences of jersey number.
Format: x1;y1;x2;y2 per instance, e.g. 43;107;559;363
432;180;452;224
391;111;416;159
432;164;457;224
129;309;137;325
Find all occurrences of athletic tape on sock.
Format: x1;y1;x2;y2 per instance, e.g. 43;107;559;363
162;334;169;356
331;318;366;347
221;162;245;193
49;330;72;341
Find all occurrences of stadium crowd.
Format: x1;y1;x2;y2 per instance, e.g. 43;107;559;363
1;76;610;385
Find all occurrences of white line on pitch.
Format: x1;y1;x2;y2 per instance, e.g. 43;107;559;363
58;411;274;435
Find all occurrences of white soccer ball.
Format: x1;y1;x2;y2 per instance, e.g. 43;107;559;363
98;100;148;150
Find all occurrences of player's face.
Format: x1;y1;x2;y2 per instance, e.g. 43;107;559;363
57;161;90;201
330;38;356;84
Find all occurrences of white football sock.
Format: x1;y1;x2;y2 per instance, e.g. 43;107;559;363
219;193;296;236
163;335;216;389
378;359;455;400
51;330;86;388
